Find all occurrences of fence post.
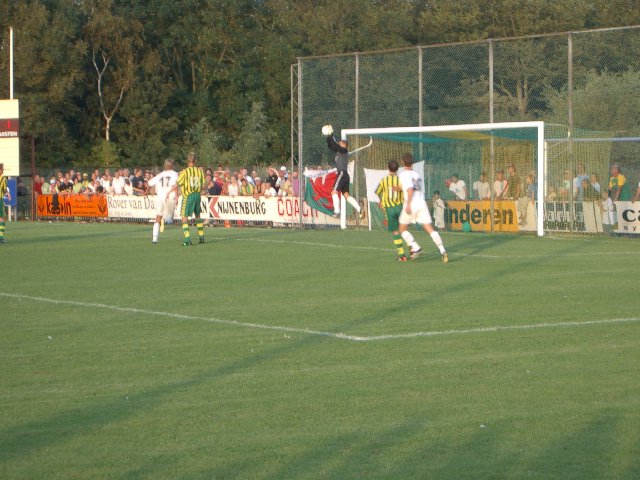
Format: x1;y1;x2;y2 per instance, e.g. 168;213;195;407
354;52;360;223
297;58;304;229
567;33;575;232
489;39;495;233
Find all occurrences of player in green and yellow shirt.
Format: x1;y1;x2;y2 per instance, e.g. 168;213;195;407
375;160;406;261
0;163;10;244
177;152;206;246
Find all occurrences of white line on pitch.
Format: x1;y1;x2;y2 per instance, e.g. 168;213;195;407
237;237;640;259
237;237;389;252
0;292;350;340
357;317;640;341
1;292;639;343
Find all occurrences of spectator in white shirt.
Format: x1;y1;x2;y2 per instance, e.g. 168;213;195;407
227;177;239;197
448;173;467;200
112;170;126;195
263;181;277;197
493;170;507;199
473;172;491;200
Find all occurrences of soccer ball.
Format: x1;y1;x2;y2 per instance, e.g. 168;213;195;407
322;124;333;136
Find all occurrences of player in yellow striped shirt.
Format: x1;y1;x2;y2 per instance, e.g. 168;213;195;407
0;163;10;244
375;160;406;261
177;152;206;246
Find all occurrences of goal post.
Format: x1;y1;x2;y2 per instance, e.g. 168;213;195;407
341;121;546;236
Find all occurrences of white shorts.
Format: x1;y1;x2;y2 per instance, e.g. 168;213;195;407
156;193;176;220
399;205;433;225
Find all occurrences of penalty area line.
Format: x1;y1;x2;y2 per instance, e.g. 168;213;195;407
0;292;355;341
359;317;640;341
1;292;638;342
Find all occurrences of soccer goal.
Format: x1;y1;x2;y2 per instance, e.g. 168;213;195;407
341;121;546;236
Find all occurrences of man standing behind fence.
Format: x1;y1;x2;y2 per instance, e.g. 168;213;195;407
0;164;10;244
178;152;206;246
608;164;632;201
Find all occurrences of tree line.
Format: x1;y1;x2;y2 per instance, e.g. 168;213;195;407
1;0;638;170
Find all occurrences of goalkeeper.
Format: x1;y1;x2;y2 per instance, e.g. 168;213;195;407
322;125;363;218
375;160;407;262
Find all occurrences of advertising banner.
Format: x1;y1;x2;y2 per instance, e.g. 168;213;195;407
614;201;640;234
0;99;20;176
208;195;269;221
106;195;156;219
36;194;108;217
544;201;603;233
271;196;341;226
209;195;340;225
4;178;17;207
446;200;520;232
34;193;374;226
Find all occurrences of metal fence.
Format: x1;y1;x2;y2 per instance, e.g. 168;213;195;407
292;25;640;234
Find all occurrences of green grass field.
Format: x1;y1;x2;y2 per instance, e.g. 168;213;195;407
1;222;639;479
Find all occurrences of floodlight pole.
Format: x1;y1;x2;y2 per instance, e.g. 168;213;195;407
10;27;14;99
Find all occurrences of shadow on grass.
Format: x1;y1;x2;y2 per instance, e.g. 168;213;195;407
413;231;517;264
9;223;148;246
8;222;285;248
329;234;583;337
212;418;426;479
0;230;618;478
524;410;639;480
180;408;639;479
0;326;354;470
447;231;517;253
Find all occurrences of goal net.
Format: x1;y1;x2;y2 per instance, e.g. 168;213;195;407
342;122;546;236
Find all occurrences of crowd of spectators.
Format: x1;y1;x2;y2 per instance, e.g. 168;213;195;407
31;164;301;199
26;160;640;220
545;163;640;203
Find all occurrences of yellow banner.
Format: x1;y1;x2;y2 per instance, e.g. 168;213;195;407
446;200;520;232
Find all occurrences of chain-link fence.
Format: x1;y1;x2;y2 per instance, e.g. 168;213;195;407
293;25;640;235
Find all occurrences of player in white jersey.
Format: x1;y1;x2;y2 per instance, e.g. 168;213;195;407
147;158;178;244
398;153;448;262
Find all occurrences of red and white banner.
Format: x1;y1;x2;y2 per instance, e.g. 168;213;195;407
208;196;268;220
0;99;20;176
273;196;340;225
36;193;343;225
103;194;339;224
209;195;339;225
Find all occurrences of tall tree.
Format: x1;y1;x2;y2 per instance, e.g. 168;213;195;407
0;0;85;167
545;69;640;131
83;0;142;142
